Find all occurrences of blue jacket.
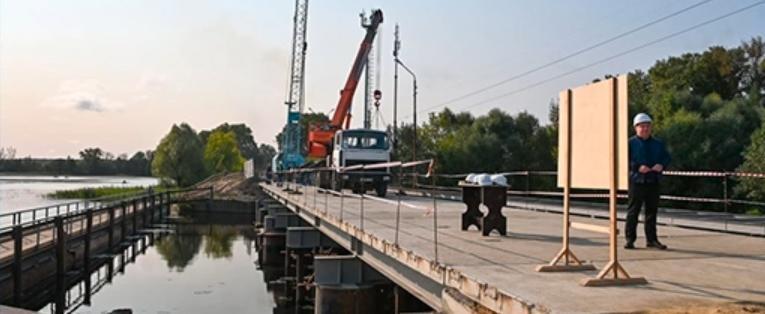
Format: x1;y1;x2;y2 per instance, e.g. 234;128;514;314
629;136;671;185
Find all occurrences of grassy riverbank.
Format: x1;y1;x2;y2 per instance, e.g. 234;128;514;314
47;186;156;199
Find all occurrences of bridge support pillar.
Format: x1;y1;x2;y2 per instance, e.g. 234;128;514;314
257;213;303;267
313;255;391;314
285;227;342;308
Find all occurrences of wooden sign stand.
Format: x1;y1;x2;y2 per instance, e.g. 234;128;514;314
580;77;647;286
536;89;596;273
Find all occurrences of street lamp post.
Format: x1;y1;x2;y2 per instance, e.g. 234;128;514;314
396;60;417;187
393;24;418;188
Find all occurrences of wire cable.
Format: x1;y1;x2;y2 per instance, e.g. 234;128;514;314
441;0;765;114
412;0;715;117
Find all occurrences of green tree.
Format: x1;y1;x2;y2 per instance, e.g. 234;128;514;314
203;130;245;174
152;123;206;186
736;121;765;200
256;144;277;172
200;123;259;160
79;147;104;174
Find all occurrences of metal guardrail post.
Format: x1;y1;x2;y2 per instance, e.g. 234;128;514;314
723;174;729;213
133;199;139;234
121;202;127;242
108;205;115;248
395;167;402;246
83;208;93;305
55;216;66;314
340;176;345;222
158;193;164;220
143;195;149;227
360;181;365;230
147;193;154;225
432;167;439;263
324;183;329;214
12;225;23;306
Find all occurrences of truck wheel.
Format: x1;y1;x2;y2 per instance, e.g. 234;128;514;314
375;183;387;197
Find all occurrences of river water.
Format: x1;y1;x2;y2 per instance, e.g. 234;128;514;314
0;175;159;212
39;213;279;314
0;175;287;314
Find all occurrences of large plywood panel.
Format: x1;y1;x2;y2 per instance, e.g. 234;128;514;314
557;76;628;190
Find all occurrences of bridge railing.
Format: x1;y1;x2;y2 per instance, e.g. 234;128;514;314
400;169;765;214
0;187;213;232
272;159;444;261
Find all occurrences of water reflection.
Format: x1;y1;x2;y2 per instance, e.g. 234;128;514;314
155;229;202;271
37;211;278;314
203;225;238;259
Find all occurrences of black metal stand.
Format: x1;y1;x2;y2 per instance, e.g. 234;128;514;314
460;185;482;231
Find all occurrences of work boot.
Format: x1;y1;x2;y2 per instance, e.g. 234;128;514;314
646;241;667;250
624;241;635;249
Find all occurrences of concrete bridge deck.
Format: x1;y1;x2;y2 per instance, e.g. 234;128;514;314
261;183;765;313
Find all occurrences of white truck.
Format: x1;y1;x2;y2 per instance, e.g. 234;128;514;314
319;129;391;197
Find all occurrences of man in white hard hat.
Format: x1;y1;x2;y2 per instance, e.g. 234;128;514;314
625;113;671;250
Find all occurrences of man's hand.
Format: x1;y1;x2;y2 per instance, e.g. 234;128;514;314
651;164;664;172
639;165;651;174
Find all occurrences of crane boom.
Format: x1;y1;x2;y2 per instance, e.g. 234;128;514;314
330;9;383;127
306;9;383;161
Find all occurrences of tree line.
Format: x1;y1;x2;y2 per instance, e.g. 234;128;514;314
0;147;153;176
0;123;277;187
394;37;765;212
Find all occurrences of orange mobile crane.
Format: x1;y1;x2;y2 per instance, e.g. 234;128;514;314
307;9;390;196
306;9;383;160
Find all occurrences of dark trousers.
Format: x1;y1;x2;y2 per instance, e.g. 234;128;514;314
625;183;660;243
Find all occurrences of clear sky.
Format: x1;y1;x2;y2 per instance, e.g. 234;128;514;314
1;0;763;158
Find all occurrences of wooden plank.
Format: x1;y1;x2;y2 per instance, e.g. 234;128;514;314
570;222;617;235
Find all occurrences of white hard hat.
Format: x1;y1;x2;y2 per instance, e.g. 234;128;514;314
633;113;652;126
465;173;476;183
476;174;492;186
490;174;508;186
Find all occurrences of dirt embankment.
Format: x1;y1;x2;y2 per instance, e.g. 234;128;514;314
183;172;261;202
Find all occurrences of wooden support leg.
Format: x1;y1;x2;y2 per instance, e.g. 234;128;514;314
536;246;596;272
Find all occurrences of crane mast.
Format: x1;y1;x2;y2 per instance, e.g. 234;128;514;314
274;0;309;171
286;0;308;113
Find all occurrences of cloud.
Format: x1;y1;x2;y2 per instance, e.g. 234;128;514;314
41;79;123;112
76;99;104;112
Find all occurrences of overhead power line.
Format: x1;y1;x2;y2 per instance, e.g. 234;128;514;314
449;0;765;113
414;0;714;117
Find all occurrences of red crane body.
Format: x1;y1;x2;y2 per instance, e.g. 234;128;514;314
306;9;383;161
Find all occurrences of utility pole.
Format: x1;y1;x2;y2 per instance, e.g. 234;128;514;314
393;25;417;185
393;24;400;151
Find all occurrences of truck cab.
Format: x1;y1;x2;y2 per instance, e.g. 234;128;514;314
330;129;391;196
